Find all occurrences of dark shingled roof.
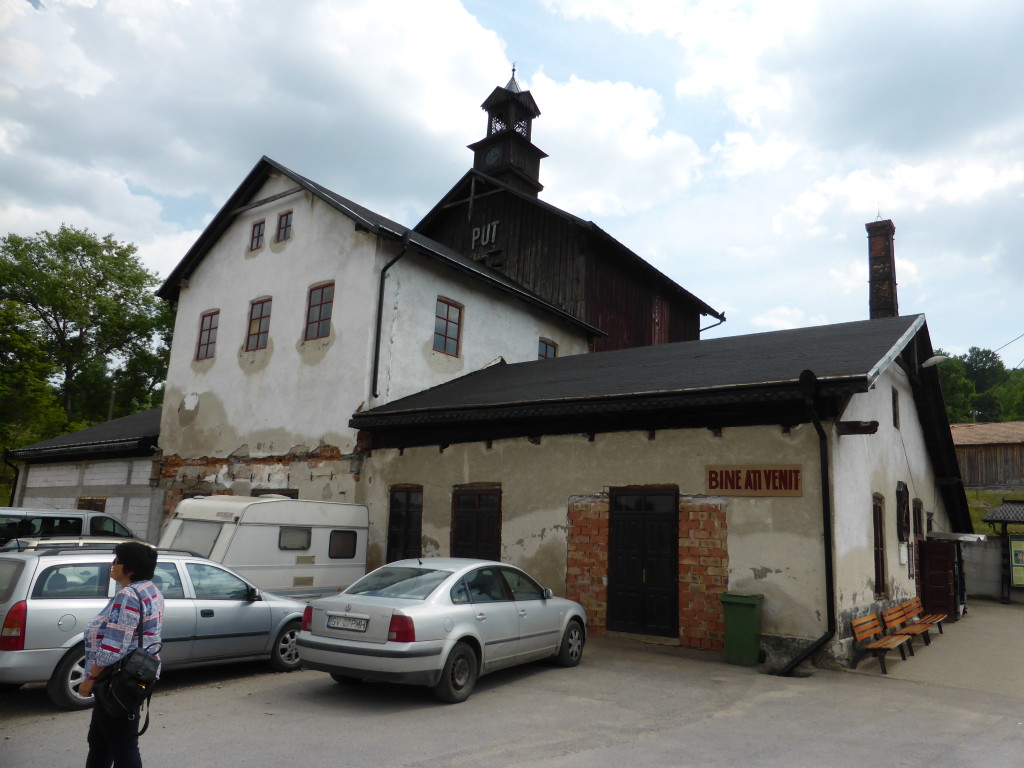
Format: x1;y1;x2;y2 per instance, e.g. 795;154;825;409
355;314;924;422
983;502;1024;524
8;408;161;462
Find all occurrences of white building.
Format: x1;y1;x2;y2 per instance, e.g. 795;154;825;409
155;156;598;506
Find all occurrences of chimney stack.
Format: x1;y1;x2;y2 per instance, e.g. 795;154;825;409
866;219;898;319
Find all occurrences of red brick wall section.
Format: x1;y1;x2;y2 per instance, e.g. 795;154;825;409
567;494;727;651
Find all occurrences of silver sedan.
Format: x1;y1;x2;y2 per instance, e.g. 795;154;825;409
297;557;587;703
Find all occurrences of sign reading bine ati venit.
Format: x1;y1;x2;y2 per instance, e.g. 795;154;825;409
706;465;803;497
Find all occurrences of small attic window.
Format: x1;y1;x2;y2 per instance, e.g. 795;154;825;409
892;387;900;429
250;220;265;251
276;211;292;242
538;338;557;360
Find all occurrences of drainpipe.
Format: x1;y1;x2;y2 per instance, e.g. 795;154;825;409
371;229;412;399
778;370;837;676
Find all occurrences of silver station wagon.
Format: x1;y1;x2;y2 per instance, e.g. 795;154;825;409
0;547;305;709
297;558;587;703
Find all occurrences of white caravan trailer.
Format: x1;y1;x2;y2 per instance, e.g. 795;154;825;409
159;495;367;598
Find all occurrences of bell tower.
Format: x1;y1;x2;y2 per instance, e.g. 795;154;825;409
468;69;548;196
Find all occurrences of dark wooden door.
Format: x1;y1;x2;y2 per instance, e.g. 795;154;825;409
451;486;501;561
607;489;678;637
920;539;956;622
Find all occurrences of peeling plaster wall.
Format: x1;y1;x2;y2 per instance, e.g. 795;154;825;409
359;424;826;640
161;177;375;461
159;172;593;506
831;366;955;628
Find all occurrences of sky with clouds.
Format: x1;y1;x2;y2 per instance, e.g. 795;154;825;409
3;0;1024;362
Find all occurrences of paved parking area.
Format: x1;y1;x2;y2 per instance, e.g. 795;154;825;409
847;598;1024;696
2;600;1022;767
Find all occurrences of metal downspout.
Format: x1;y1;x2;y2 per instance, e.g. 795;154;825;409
371;230;411;399
778;370;837;676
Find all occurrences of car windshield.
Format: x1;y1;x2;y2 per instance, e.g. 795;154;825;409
345;566;451;600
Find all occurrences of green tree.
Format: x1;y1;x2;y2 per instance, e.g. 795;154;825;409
993;369;1024;421
0;300;65;449
934;350;975;423
0;225;169;429
961;346;1007;393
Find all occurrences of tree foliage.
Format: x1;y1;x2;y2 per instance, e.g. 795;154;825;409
0;226;170;454
935;345;1024;423
934;350;975;424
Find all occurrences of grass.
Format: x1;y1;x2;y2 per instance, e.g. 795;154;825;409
965;488;1024;535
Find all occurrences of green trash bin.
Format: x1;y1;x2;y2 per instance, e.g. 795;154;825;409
719;592;764;666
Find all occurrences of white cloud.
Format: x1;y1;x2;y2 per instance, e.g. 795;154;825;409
712;132;798;177
534;73;703;217
2;0;1024;358
751;306;829;331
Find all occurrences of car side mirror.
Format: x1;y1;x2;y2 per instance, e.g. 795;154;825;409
542;588;553;599
246;586;262;602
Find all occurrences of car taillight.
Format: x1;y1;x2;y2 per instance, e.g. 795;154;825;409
301;605;313;632
388;614;415;643
0;600;27;651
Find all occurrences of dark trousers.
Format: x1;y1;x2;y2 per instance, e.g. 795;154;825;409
85;700;142;768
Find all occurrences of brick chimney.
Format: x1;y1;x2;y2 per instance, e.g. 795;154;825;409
866;219;898;319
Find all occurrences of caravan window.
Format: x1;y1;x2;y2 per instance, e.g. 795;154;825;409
279;527;311;551
170;521;221;558
329;530;357;559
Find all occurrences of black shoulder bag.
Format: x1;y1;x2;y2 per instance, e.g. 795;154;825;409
94;587;161;735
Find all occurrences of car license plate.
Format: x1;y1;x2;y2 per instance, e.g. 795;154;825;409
328;615;368;632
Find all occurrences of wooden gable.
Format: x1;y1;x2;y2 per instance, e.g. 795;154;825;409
416;172;722;352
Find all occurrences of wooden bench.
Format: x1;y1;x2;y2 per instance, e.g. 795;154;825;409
850;612;914;674
882;603;935;646
901;596;946;634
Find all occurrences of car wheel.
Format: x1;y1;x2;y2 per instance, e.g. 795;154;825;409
433;641;478;704
269;621;301;672
330;673;362;685
47;645;94;710
554;620;585;667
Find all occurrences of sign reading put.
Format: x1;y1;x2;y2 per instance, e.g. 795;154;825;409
706;465;803;497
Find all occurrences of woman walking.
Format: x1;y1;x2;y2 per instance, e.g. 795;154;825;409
78;541;164;768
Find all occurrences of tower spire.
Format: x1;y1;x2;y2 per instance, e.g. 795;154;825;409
506;63;521;93
468;72;547;196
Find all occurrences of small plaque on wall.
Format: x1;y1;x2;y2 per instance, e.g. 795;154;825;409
706;465;803;497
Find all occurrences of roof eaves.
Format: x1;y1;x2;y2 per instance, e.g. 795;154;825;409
866;314;926;385
352;374;869;426
10;437;157;462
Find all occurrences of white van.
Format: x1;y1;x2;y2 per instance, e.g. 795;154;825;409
158;495;368;598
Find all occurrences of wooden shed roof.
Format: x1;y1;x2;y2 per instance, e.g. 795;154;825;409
950;421;1024;446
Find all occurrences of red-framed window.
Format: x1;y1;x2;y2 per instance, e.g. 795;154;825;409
305;282;334;341
433;298;462;357
250;220;265;251
196;311;219;360
276;211;293;242
539;338;557;359
245;298;272;351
